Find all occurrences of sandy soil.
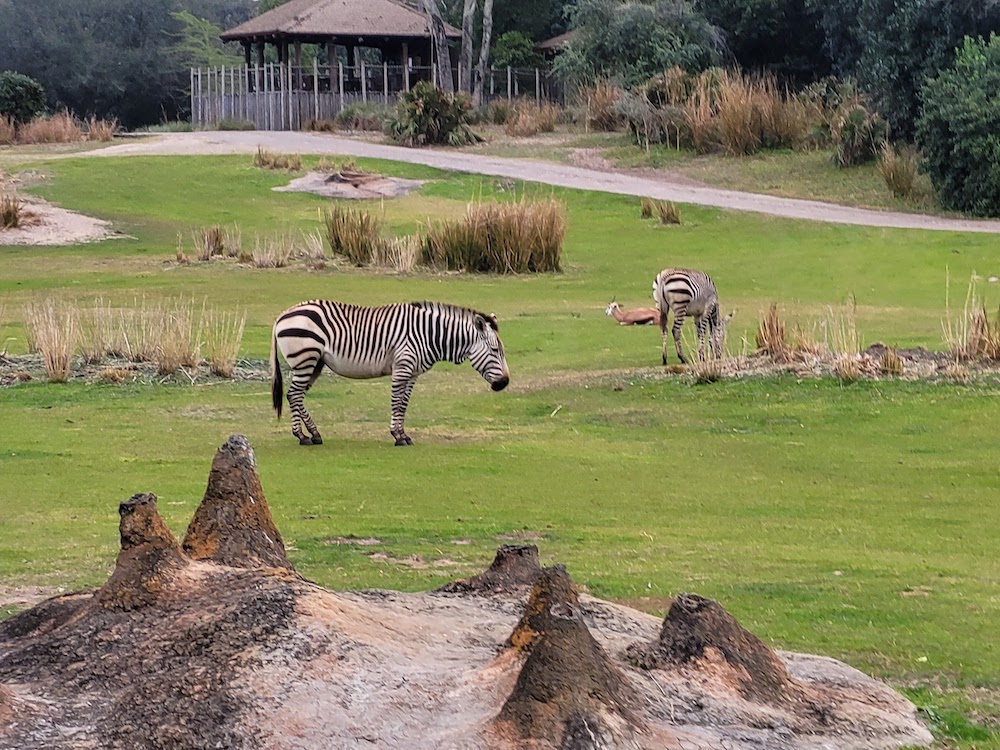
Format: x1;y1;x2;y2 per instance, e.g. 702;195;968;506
89;131;1000;233
0;197;119;246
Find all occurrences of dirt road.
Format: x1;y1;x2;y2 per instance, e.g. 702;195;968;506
93;131;1000;233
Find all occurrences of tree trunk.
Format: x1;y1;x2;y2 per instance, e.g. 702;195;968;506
472;0;494;105
459;0;477;94
422;0;454;93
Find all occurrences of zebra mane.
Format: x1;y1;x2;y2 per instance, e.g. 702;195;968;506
410;301;499;331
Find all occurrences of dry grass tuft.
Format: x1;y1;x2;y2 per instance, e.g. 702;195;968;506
154;298;200;375
201;307;246;378
878;143;920;200
640;197;655;219
689;356;723;384
252;147;302;171
98;366;131;384
0;116;15;145
23;298;79;382
944;362;970;383
17;112;83;144
880;347;904;376
224;223;242;258
582;80;622;132
683;78;717;154
791;323;825;355
421;199;565;274
504;102;558;137
324;206;385;266
195;226;225;261
85;116;118;142
251;234;295;268
1;194;23;229
373;235;419;274
656;199;681;225
833;355;861;384
78;298;118;364
756;303;789;360
943;272;1000;361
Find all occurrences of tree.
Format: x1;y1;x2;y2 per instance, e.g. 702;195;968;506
458;0;477;93
491;31;542;69
916;35;1000;217
0;71;46;123
423;0;455;92
169;11;243;70
555;0;723;88
473;0;495;104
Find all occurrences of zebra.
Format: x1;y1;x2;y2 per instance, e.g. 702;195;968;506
270;300;510;446
652;268;734;364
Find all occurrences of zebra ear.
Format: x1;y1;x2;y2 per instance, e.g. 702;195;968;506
488;313;499;331
474;315;486;332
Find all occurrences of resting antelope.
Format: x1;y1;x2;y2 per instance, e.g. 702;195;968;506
605;299;660;326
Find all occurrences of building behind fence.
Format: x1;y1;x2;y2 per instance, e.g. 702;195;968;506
191;63;565;131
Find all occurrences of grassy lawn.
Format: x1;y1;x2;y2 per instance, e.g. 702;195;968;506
1;152;998;747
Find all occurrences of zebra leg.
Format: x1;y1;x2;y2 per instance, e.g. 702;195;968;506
672;312;688;364
696;315;709;361
659;310;670;365
288;359;325;446
390;375;418;446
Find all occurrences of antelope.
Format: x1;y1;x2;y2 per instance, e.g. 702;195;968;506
605;299;660;326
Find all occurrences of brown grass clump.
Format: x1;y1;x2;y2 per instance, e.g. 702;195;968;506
504;102;558;137
373;235;419;274
1;194;23;229
17;111;83;144
421;199;565;274
0;116;15;145
683;78;717;154
582;80;622;132
877;143;920;200
791;324;825;355
23;298;79;382
252;147;302;171
716;72;759;156
756;303;789;360
833;355;861;384
251;234;295;269
324;206;384;266
640;197;655;219
154;298;200;375
85;116;118;142
78;298;118;364
689;356;723;384
656;199;681;225
224;223;242;258
98;366;131;384
879;347;904;376
944;362;970;383
201;307;246;378
195;226;226;261
942;272;1000;361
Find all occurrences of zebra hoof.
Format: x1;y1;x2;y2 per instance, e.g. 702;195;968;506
394;436;412;447
311;436;323;445
298;436;313;446
662;355;668;366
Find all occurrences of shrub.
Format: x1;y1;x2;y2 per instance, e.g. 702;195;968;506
84;116;118;142
217;118;255;131
831;103;888;167
305;117;338;133
0;71;45;124
420;199;566;274
504;102;558;137
645;66;693;107
385;82;480;146
485;98;517;125
877;143;920;200
17;111;83;144
916;35;1000;217
581;80;621;132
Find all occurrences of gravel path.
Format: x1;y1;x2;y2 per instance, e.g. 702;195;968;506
93;131;1000;233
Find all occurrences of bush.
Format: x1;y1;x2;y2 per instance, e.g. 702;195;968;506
336;102;392;131
0;71;45;124
323;205;385;265
581;79;622;132
1;194;22;229
0;115;15;145
916;35;1000;217
831;103;887;167
217;118;255;131
877;143;920;200
385;82;481;146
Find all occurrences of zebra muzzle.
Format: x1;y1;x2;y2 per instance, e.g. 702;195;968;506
491;375;509;392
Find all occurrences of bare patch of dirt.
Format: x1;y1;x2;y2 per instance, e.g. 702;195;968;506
495;530;547;542
324;536;382;547
0;196;122;246
0;586;67;612
274;170;426;199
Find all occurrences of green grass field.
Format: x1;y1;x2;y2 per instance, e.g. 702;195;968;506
1;152;998;747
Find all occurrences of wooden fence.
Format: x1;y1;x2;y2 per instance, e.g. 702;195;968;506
190;63;565;131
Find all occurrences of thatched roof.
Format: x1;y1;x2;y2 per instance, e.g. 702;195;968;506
221;0;462;42
536;30;577;52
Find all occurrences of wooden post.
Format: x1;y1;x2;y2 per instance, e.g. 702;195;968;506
535;67;540;105
190;68;195;127
294;41;302;92
361;60;367;102
383;62;388;105
338;61;344;113
287;62;294;130
313;57;319;121
490;66;495;97
267;64;274;131
221;65;227;122
402;42;410;92
507;66;511;100
256;41;264;92
327;42;336;93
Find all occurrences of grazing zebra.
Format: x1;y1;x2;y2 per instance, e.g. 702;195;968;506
652;268;734;364
270;300;510;446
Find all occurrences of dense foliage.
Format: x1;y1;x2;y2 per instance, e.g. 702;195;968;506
556;0;723;87
916;35;1000;217
491;31;544;69
0;0;253;128
0;71;46;123
384;81;481;146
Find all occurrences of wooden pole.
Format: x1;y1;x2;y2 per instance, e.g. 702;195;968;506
221;65;227;121
339;62;344;113
361;60;367;103
535;67;540;105
383;62;388;105
402;42;410;91
507;66;511;100
313;57;319;121
190;67;195;127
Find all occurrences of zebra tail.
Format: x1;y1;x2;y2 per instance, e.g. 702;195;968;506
270;328;283;420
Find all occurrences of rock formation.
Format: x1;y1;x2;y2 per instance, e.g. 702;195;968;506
0;435;933;750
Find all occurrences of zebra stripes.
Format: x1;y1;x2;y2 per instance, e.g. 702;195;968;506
653;268;733;364
270;300;509;446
